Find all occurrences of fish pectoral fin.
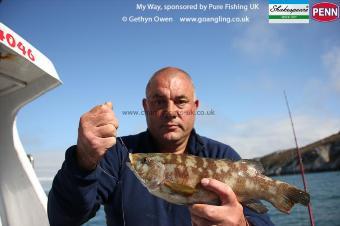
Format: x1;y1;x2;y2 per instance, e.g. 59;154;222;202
238;159;265;174
164;180;197;196
242;199;268;214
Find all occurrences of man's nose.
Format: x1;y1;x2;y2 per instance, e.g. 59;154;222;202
164;101;177;119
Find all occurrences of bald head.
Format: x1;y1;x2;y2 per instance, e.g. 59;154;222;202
145;67;195;99
142;67;199;148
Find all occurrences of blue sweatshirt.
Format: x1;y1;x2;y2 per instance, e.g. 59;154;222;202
48;129;274;226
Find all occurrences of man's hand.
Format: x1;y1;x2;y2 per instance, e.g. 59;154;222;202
76;102;119;171
189;178;249;226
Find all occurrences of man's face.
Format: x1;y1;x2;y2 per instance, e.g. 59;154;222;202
143;71;199;145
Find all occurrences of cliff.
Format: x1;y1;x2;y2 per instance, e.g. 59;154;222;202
255;132;340;176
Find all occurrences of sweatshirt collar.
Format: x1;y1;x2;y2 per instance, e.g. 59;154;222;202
143;129;204;155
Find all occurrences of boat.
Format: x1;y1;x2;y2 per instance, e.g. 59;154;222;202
0;22;61;226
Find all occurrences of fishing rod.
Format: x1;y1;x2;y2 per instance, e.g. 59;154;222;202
283;90;315;226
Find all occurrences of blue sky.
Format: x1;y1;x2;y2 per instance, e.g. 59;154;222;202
0;0;339;177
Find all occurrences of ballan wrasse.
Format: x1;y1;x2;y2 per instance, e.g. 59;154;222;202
126;153;310;214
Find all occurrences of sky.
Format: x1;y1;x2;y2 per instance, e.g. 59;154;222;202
0;0;339;180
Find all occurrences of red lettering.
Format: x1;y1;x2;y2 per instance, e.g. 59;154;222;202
6;33;16;47
312;2;339;22
17;42;27;55
0;29;4;41
27;49;35;61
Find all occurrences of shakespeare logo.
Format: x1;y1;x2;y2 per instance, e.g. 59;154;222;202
269;0;309;23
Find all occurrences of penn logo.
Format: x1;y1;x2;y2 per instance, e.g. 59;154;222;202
312;2;339;22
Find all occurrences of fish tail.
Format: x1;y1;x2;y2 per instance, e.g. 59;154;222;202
272;183;310;214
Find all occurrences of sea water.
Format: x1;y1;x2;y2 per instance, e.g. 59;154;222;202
266;171;340;226
45;171;340;226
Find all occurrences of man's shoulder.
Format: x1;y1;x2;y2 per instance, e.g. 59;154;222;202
121;131;147;143
198;134;231;149
119;131;150;152
195;133;241;161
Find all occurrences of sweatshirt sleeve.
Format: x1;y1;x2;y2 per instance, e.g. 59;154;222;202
48;141;126;226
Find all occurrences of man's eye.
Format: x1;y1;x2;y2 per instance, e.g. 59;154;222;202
176;100;189;107
153;99;166;106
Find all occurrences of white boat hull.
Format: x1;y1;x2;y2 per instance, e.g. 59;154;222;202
0;22;61;226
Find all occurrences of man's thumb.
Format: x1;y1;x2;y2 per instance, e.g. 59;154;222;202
104;101;113;109
201;178;237;205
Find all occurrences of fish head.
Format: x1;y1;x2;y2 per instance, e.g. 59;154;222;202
127;153;165;190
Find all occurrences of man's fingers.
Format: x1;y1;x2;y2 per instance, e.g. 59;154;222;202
95;124;117;138
190;212;215;226
95;114;118;128
104;101;112;109
189;204;227;222
201;178;238;205
76;102;117;171
99;136;116;149
188;178;240;222
89;102;113;114
111;118;119;129
86;112;118;128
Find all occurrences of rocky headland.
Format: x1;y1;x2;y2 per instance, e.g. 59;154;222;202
255;132;340;176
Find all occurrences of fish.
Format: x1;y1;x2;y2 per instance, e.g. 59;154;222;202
126;153;310;214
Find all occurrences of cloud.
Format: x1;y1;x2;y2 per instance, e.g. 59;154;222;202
232;20;284;58
322;46;340;92
197;114;340;159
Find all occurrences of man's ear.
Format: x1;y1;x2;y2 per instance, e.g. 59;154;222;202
194;99;199;109
143;98;148;111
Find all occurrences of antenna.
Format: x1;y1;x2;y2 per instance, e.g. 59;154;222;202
283;90;315;226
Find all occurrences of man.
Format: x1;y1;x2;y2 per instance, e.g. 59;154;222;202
48;67;274;226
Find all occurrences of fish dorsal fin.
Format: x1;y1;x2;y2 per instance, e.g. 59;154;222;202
164;180;197;196
238;159;265;174
242;199;268;214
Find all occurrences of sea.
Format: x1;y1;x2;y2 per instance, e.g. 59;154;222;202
43;171;340;226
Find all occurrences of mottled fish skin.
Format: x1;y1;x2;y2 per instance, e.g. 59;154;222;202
127;153;310;214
